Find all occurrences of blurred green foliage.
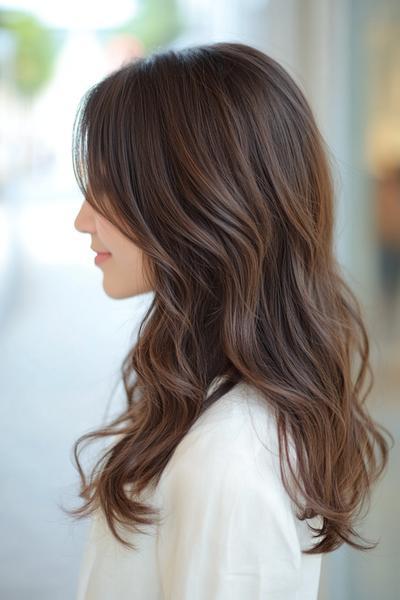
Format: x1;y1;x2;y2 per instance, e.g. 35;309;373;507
113;0;184;53
0;10;61;98
0;0;183;100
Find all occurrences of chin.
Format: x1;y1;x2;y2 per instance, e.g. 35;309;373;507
103;284;149;300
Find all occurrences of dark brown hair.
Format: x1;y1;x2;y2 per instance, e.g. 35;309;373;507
65;41;393;554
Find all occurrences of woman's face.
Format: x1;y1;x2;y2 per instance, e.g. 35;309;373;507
74;200;153;299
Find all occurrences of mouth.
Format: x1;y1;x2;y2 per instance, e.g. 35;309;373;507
94;252;112;266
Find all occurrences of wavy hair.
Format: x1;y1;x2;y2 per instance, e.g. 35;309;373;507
64;41;393;554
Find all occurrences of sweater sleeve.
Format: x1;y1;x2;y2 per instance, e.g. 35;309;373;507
155;440;303;600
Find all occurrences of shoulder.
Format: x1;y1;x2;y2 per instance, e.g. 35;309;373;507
157;380;288;502
153;380;323;561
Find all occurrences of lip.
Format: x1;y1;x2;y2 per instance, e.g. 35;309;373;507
94;252;112;266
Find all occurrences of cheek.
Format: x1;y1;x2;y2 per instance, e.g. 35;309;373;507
95;214;145;272
96;217;118;249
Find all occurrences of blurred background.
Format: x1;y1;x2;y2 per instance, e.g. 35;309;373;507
0;0;399;598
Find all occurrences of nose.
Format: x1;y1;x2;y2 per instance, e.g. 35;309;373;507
74;200;96;234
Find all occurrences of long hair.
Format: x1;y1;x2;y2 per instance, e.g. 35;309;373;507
64;41;393;554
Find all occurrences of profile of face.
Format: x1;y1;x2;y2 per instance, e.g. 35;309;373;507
74;200;153;299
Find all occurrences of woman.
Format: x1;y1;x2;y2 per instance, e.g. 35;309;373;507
69;41;392;599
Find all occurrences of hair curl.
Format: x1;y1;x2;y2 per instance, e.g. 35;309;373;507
64;41;394;554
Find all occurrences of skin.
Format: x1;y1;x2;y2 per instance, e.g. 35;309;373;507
74;200;153;299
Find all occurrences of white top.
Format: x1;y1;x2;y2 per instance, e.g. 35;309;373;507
75;379;323;600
